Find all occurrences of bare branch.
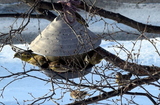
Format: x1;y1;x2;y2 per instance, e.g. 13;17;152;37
67;71;160;105
78;1;160;34
125;92;157;105
0;69;39;79
0;102;5;105
21;0;160;34
96;47;160;76
0;13;55;21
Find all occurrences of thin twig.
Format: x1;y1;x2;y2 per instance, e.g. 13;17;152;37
125;92;157;105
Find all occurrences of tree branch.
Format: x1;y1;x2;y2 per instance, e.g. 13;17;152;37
0;0;158;35
21;0;57;21
96;47;160;76
21;0;160;34
67;71;160;105
125;92;157;105
78;1;160;34
0;13;53;20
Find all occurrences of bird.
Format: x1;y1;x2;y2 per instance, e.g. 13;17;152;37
84;51;103;65
14;50;49;68
70;90;90;100
49;60;72;73
115;72;132;85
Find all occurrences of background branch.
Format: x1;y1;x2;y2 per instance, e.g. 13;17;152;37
125;92;157;105
96;47;160;76
78;1;160;34
0;13;46;19
21;0;160;34
67;71;160;105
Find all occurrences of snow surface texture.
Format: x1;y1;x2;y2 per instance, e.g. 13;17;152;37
0;1;160;105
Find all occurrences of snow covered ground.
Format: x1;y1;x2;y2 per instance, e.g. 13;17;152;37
0;2;160;105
